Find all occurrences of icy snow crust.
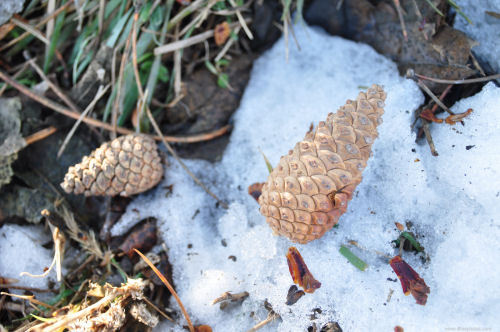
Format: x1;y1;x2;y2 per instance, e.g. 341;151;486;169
114;26;500;331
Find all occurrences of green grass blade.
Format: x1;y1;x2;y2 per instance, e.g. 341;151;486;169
43;1;67;73
424;0;444;17
400;232;424;252
339;245;368;271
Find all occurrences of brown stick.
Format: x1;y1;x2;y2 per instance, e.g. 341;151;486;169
0;1;74;52
0;70;231;143
415;72;500;84
24;126;58;145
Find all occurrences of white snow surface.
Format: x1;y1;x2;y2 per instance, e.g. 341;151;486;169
454;0;500;81
113;26;500;331
0;224;56;292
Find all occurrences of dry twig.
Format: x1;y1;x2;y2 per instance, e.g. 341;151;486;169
0;70;230;143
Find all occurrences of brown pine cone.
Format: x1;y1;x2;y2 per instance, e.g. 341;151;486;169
258;84;386;244
61;134;163;196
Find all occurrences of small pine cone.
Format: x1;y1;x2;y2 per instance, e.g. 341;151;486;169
258;84;386;244
61;134;163;196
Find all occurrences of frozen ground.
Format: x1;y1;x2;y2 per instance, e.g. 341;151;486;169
454;0;500;81
111;25;500;332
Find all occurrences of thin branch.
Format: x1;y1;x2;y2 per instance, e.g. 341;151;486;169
28;59;80;113
24;126;57;145
0;1;74;52
248;312;280;332
393;0;408;41
134;249;194;332
112;20;134;139
0;70;230;143
415;79;454;115
215;26;241;62
57;84;110;158
422;121;438;156
414;72;500;84
10;17;49;45
228;0;253;40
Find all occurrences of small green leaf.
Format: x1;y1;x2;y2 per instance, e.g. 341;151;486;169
217;73;229;88
158;65;169;83
205;60;218;75
339;245;368;271
216;59;230;68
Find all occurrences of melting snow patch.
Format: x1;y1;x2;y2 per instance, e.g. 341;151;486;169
115;25;499;331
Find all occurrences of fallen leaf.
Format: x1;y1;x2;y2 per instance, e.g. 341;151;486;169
286;285;305;305
286;247;321;293
214;22;231;46
420;109;443;123
395;222;405;231
119;220;157;259
445;108;473;125
194;325;212;332
248;182;265;201
389;256;430;305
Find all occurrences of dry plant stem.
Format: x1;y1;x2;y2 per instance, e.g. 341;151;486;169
215;26;241;62
228;0;253;40
154;21;244;55
422;121;438;156
0;292;56;310
415;72;500;84
10;17;49;45
30;290;120;332
247;312;280;332
46;0;56;56
174;25;182;98
285;13;301;51
0;1;74;52
410;0;423;20
393;0;408;41
134;249;194;332
112;23;134;139
0;285;54;293
416;79;454;115
24;126;57;145
147;109;229;209
57;84;110;157
142;296;175;322
469;52;486;77
0;61;28;96
28;59;80;114
0;70;230;143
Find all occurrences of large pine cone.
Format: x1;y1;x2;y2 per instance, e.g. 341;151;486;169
258;85;386;243
61;134;163;196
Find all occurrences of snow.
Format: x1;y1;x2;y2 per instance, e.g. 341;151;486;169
454;0;500;81
112;24;500;332
0;224;55;292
